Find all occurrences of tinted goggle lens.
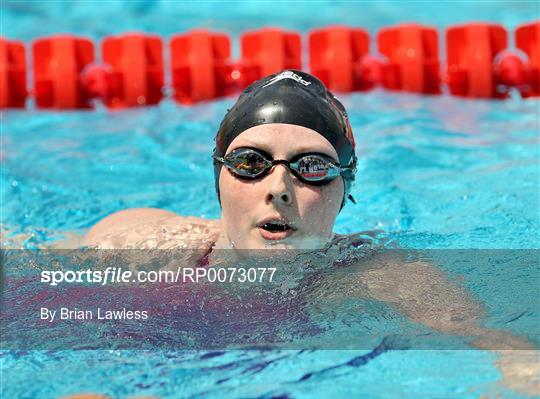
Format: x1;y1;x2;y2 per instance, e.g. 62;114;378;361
292;155;340;181
220;149;266;177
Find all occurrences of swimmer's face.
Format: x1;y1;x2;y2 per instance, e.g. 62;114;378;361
216;123;344;250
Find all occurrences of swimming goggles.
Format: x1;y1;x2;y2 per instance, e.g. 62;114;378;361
213;147;355;185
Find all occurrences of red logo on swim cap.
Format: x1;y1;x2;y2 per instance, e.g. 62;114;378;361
328;94;355;148
344;117;355;148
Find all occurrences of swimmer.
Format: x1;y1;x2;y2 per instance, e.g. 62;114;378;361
85;69;356;251
83;70;538;395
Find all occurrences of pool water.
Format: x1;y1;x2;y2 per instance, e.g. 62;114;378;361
1;1;539;398
2;93;538;248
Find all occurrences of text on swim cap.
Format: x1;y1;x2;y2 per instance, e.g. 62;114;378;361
262;71;312;88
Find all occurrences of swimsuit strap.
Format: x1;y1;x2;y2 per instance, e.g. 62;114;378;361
198;243;214;268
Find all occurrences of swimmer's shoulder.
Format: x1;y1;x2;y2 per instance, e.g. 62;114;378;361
332;230;383;250
83;207;220;249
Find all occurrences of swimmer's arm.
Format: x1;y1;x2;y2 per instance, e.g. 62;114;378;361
362;254;533;349
361;254;538;395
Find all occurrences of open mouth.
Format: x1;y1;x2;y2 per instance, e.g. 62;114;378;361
259;222;291;232
257;219;296;240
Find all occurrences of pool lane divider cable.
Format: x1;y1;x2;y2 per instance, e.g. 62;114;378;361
1;22;539;109
295;334;411;382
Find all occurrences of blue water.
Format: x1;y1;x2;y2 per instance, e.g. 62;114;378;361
1;1;539;398
3;93;538;249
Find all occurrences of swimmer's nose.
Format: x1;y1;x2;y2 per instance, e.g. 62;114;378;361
265;164;294;206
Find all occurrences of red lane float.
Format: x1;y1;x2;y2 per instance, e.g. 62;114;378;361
3;21;539;110
309;26;372;92
516;21;540;97
446;23;508;98
378;24;441;94
0;38;27;108
101;33;164;108
33;35;94;108
170;30;236;104
494;52;527;92
239;28;302;86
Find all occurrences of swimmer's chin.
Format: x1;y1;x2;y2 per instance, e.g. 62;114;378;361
215;232;330;250
259;236;324;250
262;232;332;250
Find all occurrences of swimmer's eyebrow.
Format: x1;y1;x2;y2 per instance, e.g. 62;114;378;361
230;141;338;161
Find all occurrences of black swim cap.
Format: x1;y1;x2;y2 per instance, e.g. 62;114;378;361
213;69;357;209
